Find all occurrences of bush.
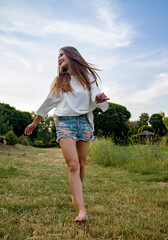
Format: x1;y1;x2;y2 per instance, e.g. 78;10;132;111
33;143;59;148
33;139;59;148
129;135;139;145
138;125;154;133
97;129;104;137
18;135;32;146
0;136;4;144
165;136;168;146
34;139;42;146
5;130;18;145
49;139;57;144
154;134;160;142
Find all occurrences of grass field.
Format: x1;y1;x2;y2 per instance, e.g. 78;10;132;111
0;142;168;240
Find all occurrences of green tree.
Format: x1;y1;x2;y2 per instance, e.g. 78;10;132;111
93;103;131;144
0;103;34;138
149;113;168;136
139;113;149;126
0;112;12;135
138;125;154;134
37;115;55;144
160;111;168;128
127;120;141;135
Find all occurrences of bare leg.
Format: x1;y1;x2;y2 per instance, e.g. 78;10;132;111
71;140;90;204
59;138;88;222
77;140;90;182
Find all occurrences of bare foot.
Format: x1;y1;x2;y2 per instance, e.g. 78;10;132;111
74;210;88;222
71;195;75;203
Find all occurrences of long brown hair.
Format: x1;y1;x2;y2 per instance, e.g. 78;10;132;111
50;46;100;94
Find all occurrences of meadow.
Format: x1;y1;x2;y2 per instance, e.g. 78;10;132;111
0;140;168;240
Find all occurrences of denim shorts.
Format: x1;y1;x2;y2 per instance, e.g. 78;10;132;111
56;115;94;142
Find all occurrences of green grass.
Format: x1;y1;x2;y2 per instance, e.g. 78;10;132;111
0;143;168;240
89;138;168;178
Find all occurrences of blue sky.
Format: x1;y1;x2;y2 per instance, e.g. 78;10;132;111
0;0;168;121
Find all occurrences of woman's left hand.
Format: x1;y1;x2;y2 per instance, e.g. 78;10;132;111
95;93;110;103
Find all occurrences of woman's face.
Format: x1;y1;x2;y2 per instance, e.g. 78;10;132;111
58;50;70;69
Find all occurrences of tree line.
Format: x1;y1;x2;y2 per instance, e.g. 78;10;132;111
0;102;167;146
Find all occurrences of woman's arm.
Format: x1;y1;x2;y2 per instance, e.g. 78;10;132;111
24;91;61;136
24;115;42;136
90;80;110;112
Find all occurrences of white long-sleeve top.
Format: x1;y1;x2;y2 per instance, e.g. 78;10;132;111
36;75;109;129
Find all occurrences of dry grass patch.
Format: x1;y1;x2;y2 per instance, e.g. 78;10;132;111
0;144;168;239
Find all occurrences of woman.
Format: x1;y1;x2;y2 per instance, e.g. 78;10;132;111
24;46;109;222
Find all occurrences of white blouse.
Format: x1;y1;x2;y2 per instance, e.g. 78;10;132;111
36;75;109;129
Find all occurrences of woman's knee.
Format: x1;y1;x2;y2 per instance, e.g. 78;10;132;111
68;161;80;173
80;163;85;171
79;158;86;168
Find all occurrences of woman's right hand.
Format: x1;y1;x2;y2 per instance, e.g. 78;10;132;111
24;115;42;135
24;122;37;135
95;92;110;103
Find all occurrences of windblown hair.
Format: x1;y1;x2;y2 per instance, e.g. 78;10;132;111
50;46;100;94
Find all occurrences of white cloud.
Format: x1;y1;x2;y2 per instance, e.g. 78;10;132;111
0;48;32;72
0;0;167;122
0;0;135;49
101;72;168;120
0;35;31;46
135;58;168;69
93;0;134;46
120;73;168;104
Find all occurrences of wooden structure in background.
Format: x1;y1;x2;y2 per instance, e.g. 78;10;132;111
137;131;154;144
